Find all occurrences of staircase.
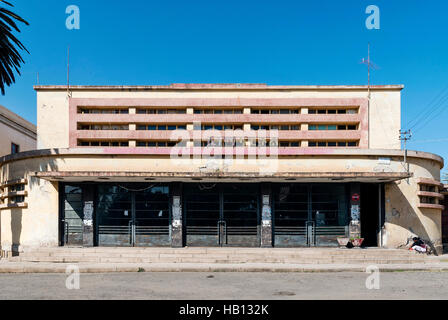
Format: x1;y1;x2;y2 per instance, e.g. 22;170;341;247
8;247;432;265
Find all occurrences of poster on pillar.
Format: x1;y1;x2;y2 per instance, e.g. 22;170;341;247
262;195;271;225
83;201;94;227
351;204;360;221
172;196;182;227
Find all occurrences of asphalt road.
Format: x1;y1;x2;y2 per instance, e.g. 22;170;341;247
0;272;447;300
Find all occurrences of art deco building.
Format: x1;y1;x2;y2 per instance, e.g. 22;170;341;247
0;84;444;255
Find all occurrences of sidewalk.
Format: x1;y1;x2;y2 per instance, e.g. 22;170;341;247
1;260;448;273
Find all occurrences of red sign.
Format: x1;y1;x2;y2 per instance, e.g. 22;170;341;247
352;193;360;201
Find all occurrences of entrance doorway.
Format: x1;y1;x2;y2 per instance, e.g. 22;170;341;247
360;183;380;247
273;184;349;247
96;184;171;247
60;184;84;246
185;183;260;247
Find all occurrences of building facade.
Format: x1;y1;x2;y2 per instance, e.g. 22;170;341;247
0;105;36;157
0;84;445;255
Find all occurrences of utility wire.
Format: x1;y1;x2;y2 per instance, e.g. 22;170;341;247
405;84;448;129
405;87;448;135
411;97;448;134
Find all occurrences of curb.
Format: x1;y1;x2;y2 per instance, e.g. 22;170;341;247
0;263;447;273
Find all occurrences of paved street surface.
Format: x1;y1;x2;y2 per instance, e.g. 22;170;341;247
0;272;447;300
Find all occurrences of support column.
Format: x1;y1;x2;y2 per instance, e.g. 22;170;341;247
171;182;183;247
349;183;361;239
260;183;273;247
82;185;95;247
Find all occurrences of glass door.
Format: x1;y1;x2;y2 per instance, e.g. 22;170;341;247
311;184;349;246
62;185;84;246
134;186;170;247
97;185;133;246
185;184;221;246
185;183;260;247
221;184;259;247
273;184;349;247
273;184;309;247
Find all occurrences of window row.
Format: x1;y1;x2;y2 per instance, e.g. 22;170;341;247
201;124;243;130
308;141;358;147
251;109;300;114
76;140;359;148
77;107;359;115
133;140;301;148
78;124;129;130
136;109;186;114
251;125;300;131
419;185;438;193
419;196;439;205
308;108;358;114
194;109;243;114
136;141;179;147
9;184;25;192
78;141;129;147
10;195;25;204
136;124;187;131
308;124;357;130
197;140;300;147
78;108;129;114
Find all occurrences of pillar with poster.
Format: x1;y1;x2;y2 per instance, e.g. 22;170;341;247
349;184;362;244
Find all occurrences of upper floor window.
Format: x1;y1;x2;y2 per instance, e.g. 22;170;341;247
78;124;129;130
194;109;243;114
78;108;129;114
308;108;358;114
309;124;358;131
251;109;300;114
11;143;20;154
420;185;437;193
136;108;186;114
199;124;243;130
308;141;358;147
251;125;300;131
136;124;186;131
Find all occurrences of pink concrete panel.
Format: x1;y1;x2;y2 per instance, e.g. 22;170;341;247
76;129;360;142
69;97;369;150
71;97;367;108
98;146;358;156
75;114;361;124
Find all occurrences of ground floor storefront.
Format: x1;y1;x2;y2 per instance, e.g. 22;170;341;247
61;182;383;248
0;149;444;255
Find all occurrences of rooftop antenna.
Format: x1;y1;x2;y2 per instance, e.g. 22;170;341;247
36;72;39;86
361;43;379;148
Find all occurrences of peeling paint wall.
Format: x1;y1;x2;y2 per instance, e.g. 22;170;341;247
383;158;443;253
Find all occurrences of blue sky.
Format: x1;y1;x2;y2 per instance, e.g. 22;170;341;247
0;0;447;171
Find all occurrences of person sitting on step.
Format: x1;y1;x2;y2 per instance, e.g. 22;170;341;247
409;237;427;253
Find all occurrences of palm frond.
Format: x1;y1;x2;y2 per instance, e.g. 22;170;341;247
0;0;29;95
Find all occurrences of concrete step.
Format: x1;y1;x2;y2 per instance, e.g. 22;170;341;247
10;255;429;264
15;251;427;260
1;261;446;273
20;247;417;252
18;247;423;255
13;247;429;265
